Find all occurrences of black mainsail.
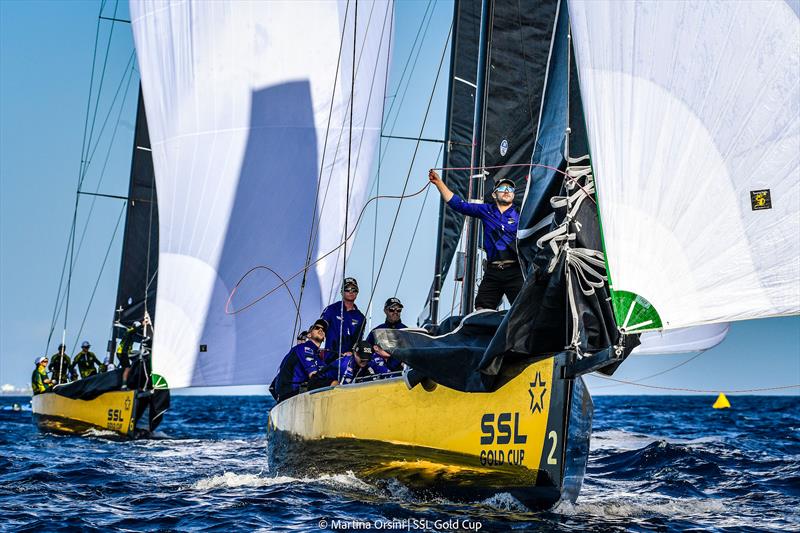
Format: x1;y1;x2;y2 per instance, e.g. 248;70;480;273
113;88;158;335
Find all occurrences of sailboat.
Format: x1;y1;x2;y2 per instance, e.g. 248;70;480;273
32;88;170;439
127;0;798;509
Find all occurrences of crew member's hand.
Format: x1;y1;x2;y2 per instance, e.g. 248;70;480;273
309;371;318;378
343;351;353;357
373;345;391;359
428;169;441;185
331;380;339;386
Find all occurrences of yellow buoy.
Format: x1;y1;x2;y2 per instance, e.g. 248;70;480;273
712;393;731;409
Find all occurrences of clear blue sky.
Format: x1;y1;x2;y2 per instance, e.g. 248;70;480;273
1;0;797;396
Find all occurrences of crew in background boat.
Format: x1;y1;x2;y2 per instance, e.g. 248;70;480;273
320;277;366;361
72;341;102;379
48;344;73;384
428;170;523;310
325;341;389;385
270;319;338;403
32;357;54;395
366;297;407;372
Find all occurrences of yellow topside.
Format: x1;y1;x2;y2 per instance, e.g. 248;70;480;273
269;357;556;471
31;390;137;436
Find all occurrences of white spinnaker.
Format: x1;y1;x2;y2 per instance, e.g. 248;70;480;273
569;0;800;331
131;1;392;388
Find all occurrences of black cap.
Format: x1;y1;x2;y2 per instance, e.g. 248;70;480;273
343;277;359;290
384;297;403;309
311;318;329;333
353;341;373;358
493;177;515;190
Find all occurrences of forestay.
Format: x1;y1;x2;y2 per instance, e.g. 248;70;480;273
131;0;391;387
569;0;800;332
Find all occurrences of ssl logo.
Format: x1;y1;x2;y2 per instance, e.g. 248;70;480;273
480;412;527;445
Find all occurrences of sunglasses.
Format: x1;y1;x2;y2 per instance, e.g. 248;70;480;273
495;185;515;193
386;307;402;313
311;325;325;332
343;288;358;293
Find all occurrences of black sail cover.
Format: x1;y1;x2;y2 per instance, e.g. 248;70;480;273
378;0;637;391
421;0;558;325
113;88;158;334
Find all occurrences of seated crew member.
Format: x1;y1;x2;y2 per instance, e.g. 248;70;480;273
327;341;390;385
271;319;337;403
48;344;72;385
32;357;54;395
73;341;102;379
366;297;407;372
320;277;365;361
429;170;523;310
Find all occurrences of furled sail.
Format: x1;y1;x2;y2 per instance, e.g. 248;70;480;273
569;0;800;332
114;88;158;330
131;0;392;388
422;0;558;325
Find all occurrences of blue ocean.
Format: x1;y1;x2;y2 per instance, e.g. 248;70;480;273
1;395;797;532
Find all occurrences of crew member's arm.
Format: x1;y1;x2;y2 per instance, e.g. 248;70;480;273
429;169;486;218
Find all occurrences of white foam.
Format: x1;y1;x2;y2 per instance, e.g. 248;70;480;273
190;470;374;492
556;495;727;519
480;492;529;512
81;428;121;438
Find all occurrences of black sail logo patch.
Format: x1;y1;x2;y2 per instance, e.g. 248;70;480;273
750;189;772;210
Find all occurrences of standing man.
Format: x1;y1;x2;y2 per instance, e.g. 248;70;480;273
428;170;524;310
73;341;103;379
32;357;54;394
48;344;72;384
320;277;366;360
116;319;143;370
270;319;337;403
366;297;407;372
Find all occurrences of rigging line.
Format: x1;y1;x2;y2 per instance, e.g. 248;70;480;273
590;374;800;394
45;1;106;355
46;59;137;345
592;351;707;390
380;134;449;144
394;143;443;296
336;0;394;294
381;0;434;129
225;184;431;316
341;0;357;381
360;20;453;323
71;202;127;354
384;1;438;135
371;1;394;333
294;0;350;340
79;50;136;186
79;0;120;191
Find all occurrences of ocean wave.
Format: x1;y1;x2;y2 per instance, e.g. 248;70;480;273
591;429;724;451
555;495;727;519
190;470;374;492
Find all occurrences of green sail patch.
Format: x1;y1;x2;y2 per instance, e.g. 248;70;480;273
612;290;663;332
151;374;169;390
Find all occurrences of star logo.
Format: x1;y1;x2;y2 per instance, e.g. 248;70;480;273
528;371;547;414
124;398;131;411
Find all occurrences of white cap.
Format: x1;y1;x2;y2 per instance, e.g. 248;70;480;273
81;341;90;348
35;356;48;365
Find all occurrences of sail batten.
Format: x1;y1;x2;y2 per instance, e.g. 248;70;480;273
569;0;800;331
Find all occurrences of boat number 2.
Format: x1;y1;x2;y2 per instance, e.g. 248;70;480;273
547;430;558;465
107;409;123;422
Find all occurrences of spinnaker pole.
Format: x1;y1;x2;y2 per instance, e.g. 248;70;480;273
461;0;493;316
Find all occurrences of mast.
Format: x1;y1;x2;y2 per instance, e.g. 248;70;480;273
461;0;493;316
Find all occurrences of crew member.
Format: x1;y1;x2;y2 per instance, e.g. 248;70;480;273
73;341;102;379
32;357;54;395
366;297;407;372
116;320;143;369
270;319;337;403
320;277;366;360
48;344;72;384
327;341;390;385
428;170;523;310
